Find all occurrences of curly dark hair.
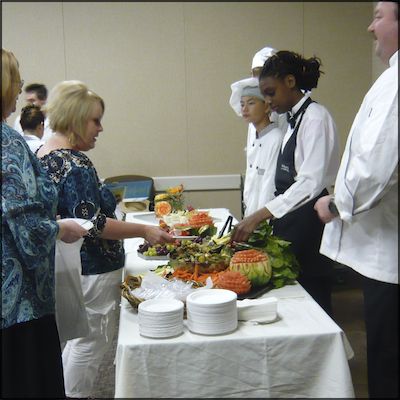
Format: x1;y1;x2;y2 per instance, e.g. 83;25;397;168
260;50;324;91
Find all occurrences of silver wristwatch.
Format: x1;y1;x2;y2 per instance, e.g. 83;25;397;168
328;197;339;217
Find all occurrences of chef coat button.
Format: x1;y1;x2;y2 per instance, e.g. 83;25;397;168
259;144;262;147
250;164;252;168
252;143;255;147
256;166;259;169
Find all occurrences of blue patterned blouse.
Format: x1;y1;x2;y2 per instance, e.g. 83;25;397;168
2;123;59;329
39;149;125;275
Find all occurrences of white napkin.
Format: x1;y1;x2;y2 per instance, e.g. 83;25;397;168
237;296;278;324
55;218;92;342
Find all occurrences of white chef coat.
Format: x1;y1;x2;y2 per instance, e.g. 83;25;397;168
22;133;45;154
320;51;398;284
266;94;340;218
243;122;283;216
13;115;55;142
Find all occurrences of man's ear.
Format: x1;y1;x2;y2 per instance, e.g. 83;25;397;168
284;74;296;89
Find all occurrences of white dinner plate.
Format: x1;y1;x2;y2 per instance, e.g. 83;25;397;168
172;235;198;240
139;298;184;313
61;217;94;230
186;289;237;305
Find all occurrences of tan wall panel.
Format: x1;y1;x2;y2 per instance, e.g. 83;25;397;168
2;2;66;115
3;1;374;190
183;2;304;176
61;2;187;177
184;190;242;222
303;2;372;154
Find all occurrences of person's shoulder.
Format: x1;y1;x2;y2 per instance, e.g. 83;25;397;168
70;149;94;167
371;62;398;93
269;124;285;138
307;101;335;122
2;123;31;149
42;148;91;163
2;122;19;136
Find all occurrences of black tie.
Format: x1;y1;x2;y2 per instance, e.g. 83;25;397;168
286;97;313;129
286;113;296;129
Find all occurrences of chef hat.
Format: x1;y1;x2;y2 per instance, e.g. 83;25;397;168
251;46;277;69
229;77;264;117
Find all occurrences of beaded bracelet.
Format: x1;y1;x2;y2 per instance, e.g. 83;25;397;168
87;213;107;238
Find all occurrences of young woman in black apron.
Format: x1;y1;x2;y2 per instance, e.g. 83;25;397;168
232;51;340;316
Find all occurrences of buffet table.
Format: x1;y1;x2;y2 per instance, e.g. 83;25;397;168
115;209;355;398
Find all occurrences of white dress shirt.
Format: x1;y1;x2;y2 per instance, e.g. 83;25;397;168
320;51;398;284
266;94;340;218
243;122;284;216
22;132;45;154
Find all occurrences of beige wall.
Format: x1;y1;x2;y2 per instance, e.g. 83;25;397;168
3;2;375;218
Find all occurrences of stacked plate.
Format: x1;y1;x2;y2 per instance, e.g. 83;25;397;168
186;289;238;335
138;298;184;339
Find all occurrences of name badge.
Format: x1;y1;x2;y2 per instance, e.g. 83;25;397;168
257;168;265;176
280;164;290;173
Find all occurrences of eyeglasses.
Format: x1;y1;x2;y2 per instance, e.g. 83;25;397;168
14;79;24;94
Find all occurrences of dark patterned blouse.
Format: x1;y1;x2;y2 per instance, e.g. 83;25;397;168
39;149;125;275
2;123;59;329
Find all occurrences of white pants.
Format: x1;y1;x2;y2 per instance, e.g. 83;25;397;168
62;268;122;398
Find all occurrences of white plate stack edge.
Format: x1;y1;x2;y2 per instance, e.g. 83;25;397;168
138;298;184;339
186;289;238;335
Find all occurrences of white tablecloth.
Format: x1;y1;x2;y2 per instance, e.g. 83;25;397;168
115;209;355;398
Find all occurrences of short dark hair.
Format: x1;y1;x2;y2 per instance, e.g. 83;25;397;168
20;104;45;131
24;83;48;101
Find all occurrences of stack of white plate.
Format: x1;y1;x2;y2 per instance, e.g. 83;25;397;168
138;298;184;339
186;289;238;335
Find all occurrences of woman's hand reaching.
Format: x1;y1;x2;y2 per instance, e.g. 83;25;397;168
57;220;88;243
143;225;175;246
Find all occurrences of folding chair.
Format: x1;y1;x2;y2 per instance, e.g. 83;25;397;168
103;175;155;211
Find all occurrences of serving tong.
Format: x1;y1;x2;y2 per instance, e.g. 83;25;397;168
217;215;234;238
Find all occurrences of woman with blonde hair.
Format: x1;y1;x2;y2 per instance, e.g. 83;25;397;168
1;49;87;398
37;80;173;399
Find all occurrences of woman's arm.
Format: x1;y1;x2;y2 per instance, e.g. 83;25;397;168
2;137;59;269
100;218;174;245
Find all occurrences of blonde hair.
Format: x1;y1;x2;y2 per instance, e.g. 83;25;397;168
2;48;21;120
44;80;105;146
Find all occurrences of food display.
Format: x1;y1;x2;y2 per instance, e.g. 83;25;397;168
124;200;300;308
154;201;172;218
159;210;217;238
214;270;252;295
137;242;176;259
229;249;271;286
154;184;185;217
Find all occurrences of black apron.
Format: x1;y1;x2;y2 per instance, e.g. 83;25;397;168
272;97;333;282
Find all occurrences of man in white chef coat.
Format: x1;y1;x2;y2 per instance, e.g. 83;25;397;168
230;77;284;218
314;2;398;397
239;46;287;216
